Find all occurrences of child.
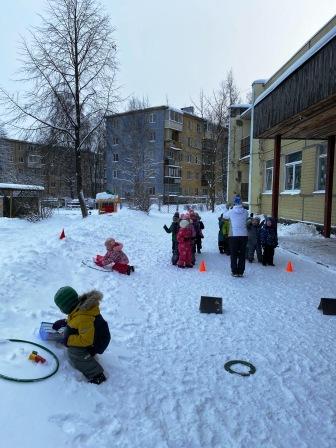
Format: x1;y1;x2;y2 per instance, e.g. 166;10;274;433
260;217;278;266
218;213;230;255
194;213;205;254
176;216;193;268
163;212;180;265
246;216;262;263
52;286;110;385
94;238;134;275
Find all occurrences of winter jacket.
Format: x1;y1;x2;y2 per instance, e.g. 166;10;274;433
260;218;278;248
164;222;180;242
65;290;111;355
246;219;261;247
218;217;230;242
103;242;129;265
222;205;248;237
177;226;193;266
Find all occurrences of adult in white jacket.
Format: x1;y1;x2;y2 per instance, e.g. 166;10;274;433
222;195;249;276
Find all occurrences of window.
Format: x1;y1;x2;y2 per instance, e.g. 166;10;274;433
264;160;273;191
28;155;41;164
202;188;207;195
112;137;119;145
113;170;118;178
113;153;119;162
19;156;24;163
316;144;327;190
149;131;156;142
149;113;156;123
195;188;198;195
196;123;201;133
284;151;302;191
187;154;192;163
169;110;183;124
195;156;198;164
148;186;155;195
188;121;192;130
195;172;200;180
187;171;191;179
187;137;192;147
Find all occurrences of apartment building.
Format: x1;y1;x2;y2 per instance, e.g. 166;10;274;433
106;106;228;203
0;137;106;199
227;15;336;233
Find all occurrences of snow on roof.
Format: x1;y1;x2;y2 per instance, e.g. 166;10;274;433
254;25;336;106
0;183;44;191
95;192;118;200
252;79;268;85
230;103;251;109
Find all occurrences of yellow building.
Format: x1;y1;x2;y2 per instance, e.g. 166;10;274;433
228;15;336;232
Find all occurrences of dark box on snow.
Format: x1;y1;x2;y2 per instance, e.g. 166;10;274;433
200;296;223;314
318;298;336;315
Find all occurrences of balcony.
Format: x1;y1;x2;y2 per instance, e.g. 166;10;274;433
164;166;181;178
240;136;250;159
164;156;181;168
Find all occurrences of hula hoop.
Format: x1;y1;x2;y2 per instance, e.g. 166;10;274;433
0;339;60;382
224;360;256;377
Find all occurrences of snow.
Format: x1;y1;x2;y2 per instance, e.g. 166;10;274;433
1;208;336;447
96;192;118;200
0;183;44;191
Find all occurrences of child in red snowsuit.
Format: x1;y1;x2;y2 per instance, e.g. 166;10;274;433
94;238;134;275
176;218;193;268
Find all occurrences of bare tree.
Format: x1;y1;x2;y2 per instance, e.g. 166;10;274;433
0;0;119;217
118;98;157;213
193;70;240;211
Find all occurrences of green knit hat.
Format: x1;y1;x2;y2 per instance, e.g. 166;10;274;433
54;286;79;314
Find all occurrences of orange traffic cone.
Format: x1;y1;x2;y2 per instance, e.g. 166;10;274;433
59;229;66;240
199;260;206;272
286;261;293;272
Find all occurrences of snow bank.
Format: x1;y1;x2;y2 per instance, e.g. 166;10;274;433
278;222;320;237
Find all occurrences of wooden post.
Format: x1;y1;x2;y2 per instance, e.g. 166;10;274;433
9;191;13;218
272;135;281;220
323;135;335;238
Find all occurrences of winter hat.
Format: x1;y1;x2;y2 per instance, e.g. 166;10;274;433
179;219;190;229
233;195;242;206
54;286;79;314
173;212;180;218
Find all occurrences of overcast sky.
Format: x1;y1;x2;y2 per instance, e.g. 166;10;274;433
0;0;335;115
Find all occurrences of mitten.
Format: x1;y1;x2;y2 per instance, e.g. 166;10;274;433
52;319;67;331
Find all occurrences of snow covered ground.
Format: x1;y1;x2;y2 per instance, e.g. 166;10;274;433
0;207;335;448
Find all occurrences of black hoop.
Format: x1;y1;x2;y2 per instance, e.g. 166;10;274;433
224;360;256;377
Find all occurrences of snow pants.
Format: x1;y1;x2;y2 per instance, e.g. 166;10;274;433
262;245;275;265
68;346;104;381
229;236;248;275
112;263;129;274
247;242;262;262
171;241;179;265
219;236;230;255
177;241;193;267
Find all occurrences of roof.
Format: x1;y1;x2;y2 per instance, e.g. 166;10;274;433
230;103;251;109
96;192;118;200
0;183;45;191
254;24;336;107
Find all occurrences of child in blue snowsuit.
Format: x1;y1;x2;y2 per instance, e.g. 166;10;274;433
163;212;180;265
260;217;278;266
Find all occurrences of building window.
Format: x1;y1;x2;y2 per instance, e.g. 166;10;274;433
202;188;207;195
169;110;183;124
112;137;119;145
187;171;191;179
195;172;200;180
187;154;192;163
264;160;273;191
112;119;119;128
19;156;24;163
316;144;327;191
113;170;118;178
149;113;156;123
196;123;201;133
188;121;192;130
148;186;155;195
113;153;119;162
195;156;198;164
187;137;192;147
149;131;156;142
195;188;198;195
284;151;302;191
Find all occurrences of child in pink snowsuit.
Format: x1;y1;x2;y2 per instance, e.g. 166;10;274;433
176;218;193;268
94;238;134;275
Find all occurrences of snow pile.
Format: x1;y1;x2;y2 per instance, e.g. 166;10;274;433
278;222;320;237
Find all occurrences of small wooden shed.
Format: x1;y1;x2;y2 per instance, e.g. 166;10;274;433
96;192;120;214
0;183;45;218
